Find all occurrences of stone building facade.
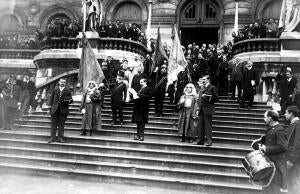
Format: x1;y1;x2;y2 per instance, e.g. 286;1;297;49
0;0;283;45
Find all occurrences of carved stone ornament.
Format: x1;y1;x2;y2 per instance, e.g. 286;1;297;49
29;2;40;15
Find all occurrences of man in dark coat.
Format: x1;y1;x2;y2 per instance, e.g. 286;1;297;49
228;58;244;101
0;75;22;130
48;78;73;143
131;66;146;92
152;64;167;117
284;106;300;193
217;56;229;96
110;74;127;125
253;110;288;193
175;69;189;104
20;75;36;115
280;67;297;115
240;61;258;109
196;75;218;146
131;78;152;141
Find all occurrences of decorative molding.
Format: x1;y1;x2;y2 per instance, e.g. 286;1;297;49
38;4;79;30
104;0;148;22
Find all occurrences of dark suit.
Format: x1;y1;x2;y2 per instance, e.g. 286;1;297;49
280;76;297;114
110;82;127;123
49;87;73;139
132;86;152;138
240;67;258;108
254;124;288;193
196;84;218;145
131;73;146;92
285;119;300;193
1;82;21;129
20;80;36;114
228;62;244;100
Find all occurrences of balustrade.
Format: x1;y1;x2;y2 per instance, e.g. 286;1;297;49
41;37;149;57
232;38;281;56
0;49;40;59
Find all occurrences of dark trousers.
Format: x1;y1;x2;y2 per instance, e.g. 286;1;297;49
230;80;242;99
51;108;67;139
287;164;300;193
21;95;31;114
197;110;213;144
137;122;145;138
155;93;165;115
3;106;18;129
112;106;123;122
240;93;254;107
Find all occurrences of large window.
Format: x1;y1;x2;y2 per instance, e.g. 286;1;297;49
261;0;283;23
0;14;20;33
181;0;219;27
114;2;142;24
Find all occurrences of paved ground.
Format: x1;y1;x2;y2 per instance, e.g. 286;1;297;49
0;174;201;194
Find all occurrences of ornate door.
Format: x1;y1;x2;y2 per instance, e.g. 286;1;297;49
113;2;142;24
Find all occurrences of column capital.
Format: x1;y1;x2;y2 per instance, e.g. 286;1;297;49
148;0;153;4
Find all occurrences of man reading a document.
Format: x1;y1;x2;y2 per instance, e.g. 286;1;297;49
129;78;152;141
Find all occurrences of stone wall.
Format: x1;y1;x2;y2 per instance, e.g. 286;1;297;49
0;0;270;45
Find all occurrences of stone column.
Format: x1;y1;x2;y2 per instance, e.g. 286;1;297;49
146;0;153;49
234;0;239;34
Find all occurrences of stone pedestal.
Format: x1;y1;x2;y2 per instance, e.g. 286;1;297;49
77;31;100;49
280;32;300;50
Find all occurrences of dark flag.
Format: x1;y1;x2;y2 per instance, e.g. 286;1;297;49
79;33;105;90
151;27;168;73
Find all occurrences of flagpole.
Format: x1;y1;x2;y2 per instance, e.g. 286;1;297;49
146;0;153;50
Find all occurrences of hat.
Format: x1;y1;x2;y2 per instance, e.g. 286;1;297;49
287;67;292;72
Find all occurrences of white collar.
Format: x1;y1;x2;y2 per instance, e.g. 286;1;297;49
291;117;299;124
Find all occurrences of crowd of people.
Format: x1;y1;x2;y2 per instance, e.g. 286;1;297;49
0;75;37;130
43;18;147;46
0;34;40;49
232;18;280;43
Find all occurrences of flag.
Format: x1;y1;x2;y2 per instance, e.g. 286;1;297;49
151;27;168;73
78;33;105;91
167;26;188;85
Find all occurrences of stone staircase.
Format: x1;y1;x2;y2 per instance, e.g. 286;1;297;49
0;95;271;193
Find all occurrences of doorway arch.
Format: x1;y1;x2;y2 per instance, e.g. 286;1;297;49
176;0;224;46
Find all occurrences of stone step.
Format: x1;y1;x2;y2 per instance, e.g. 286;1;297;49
0;131;251;161
26;112;266;124
17;117;265;137
0;154;250;184
0;163;260;193
12;124;254;146
0;146;245;174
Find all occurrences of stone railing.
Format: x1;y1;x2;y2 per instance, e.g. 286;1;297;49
0;49;40;59
40;37;149;57
232;38;281;56
41;37;78;50
99;38;149;57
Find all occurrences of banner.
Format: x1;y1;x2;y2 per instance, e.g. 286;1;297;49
151;27;168;73
78;33;105;91
167;26;188;85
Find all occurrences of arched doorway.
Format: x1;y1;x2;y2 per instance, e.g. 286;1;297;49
0;14;20;33
179;0;221;46
261;0;282;23
256;0;283;24
113;2;142;24
46;13;71;27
